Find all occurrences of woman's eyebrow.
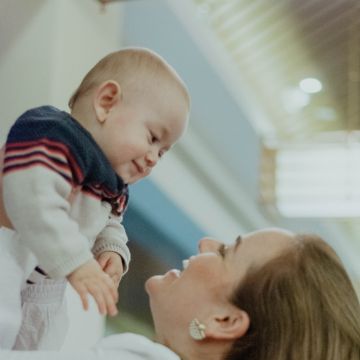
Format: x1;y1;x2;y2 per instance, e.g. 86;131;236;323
234;235;242;252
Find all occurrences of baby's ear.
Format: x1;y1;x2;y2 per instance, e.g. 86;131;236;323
93;80;121;123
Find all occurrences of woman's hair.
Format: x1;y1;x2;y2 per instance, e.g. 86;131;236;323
225;234;360;360
68;47;189;110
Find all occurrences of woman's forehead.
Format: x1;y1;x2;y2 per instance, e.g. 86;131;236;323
243;228;295;240
230;229;295;268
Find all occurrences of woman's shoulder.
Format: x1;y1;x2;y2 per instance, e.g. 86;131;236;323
95;333;180;360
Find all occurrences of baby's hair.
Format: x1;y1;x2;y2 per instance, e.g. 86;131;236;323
68;47;189;109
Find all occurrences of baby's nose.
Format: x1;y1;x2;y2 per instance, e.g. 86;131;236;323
145;150;159;167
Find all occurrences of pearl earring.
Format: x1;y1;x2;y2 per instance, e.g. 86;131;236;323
189;318;206;340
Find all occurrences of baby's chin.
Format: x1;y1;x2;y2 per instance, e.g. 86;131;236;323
117;174;135;185
126;177;141;185
121;173;146;185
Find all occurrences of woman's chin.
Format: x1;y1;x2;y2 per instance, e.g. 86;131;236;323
145;274;162;295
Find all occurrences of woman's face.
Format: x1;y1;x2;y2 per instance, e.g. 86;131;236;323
145;228;295;343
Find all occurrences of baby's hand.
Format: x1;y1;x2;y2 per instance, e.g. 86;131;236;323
96;251;124;288
67;259;118;316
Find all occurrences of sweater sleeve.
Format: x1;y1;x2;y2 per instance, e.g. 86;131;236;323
92;215;131;274
3;140;93;279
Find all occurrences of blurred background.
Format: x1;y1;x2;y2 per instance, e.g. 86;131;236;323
1;0;359;348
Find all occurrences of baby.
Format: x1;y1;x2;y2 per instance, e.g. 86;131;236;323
0;47;189;349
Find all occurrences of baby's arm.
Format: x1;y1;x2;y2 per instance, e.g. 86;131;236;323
3;155;93;279
67;259;118;316
2;115;117;316
93;216;131;288
3;163;119;315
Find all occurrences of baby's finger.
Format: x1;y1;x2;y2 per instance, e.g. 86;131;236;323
103;277;119;316
104;273;119;301
106;295;118;317
111;273;121;288
88;284;107;315
76;283;89;311
111;279;119;303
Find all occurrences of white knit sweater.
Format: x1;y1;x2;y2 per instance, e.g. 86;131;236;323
2;106;130;278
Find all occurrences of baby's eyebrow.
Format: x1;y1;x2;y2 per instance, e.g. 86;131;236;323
160;127;175;150
161;126;170;140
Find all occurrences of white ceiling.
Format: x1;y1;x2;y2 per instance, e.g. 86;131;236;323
193;0;360;141
121;0;360;278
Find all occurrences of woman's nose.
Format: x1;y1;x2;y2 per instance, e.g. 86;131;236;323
198;238;221;253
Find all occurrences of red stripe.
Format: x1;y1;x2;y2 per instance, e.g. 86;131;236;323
6;139;83;183
82;187;102;200
4;152;72;177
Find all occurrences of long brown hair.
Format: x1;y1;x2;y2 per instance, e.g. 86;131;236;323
225;234;360;360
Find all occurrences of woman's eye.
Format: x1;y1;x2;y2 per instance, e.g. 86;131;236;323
217;244;226;258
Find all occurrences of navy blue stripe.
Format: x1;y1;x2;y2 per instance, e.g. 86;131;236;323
35;266;47;276
5;151;68;168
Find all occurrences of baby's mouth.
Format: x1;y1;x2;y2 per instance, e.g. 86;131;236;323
132;161;144;174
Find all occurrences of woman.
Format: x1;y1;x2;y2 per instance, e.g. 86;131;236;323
1;227;360;359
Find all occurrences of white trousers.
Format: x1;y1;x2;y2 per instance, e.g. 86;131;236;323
0;227;68;350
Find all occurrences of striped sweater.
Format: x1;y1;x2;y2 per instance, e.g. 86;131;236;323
2;106;130;278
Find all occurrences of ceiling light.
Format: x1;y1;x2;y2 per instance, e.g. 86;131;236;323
299;78;322;94
261;142;360;218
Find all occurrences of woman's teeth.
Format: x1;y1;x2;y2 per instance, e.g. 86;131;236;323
182;259;189;270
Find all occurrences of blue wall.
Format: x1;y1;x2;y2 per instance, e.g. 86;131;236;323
123;179;206;268
122;0;261;199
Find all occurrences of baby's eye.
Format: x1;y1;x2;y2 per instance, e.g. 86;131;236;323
149;132;159;144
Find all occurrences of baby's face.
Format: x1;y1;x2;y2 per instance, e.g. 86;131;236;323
96;88;189;184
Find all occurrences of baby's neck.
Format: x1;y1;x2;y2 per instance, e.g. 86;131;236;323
70;107;87;126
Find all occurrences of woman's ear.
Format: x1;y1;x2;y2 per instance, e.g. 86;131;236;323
93;80;121;123
204;307;250;340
